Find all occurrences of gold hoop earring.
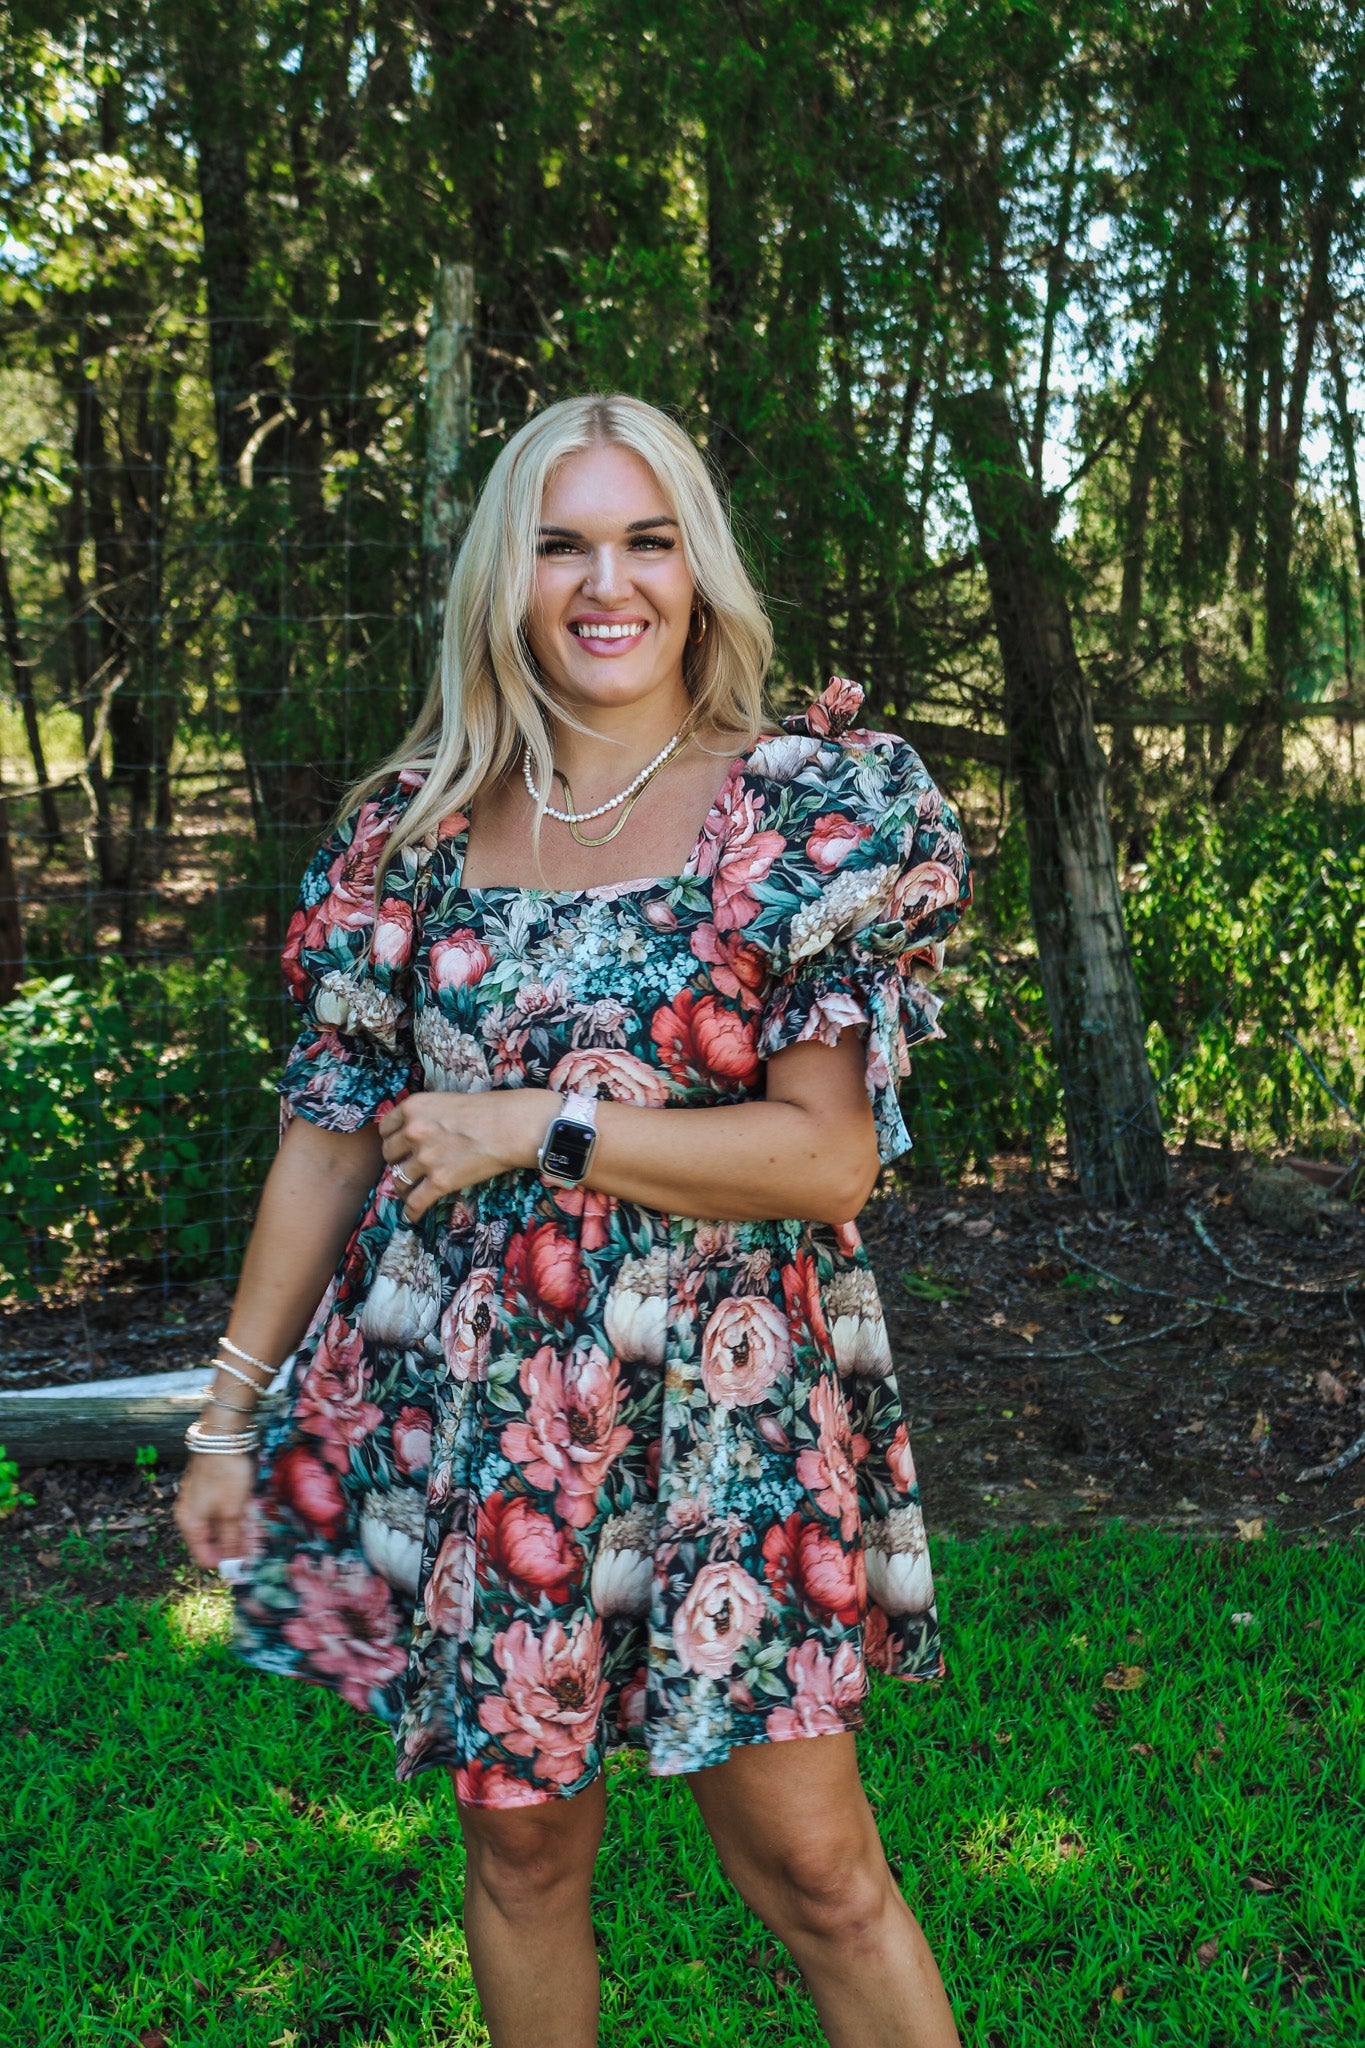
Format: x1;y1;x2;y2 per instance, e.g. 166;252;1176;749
688;602;709;645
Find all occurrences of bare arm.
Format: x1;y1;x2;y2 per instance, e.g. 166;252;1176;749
379;1030;882;1229
219;1112;385;1369
174;1113;383;1570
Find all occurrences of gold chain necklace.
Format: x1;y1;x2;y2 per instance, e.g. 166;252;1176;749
556;729;693;846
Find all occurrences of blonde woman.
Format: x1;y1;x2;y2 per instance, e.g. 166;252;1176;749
176;394;970;2048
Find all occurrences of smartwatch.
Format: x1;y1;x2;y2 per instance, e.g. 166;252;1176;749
537;1089;600;1187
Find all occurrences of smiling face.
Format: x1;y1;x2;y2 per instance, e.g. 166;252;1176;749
525;441;698;722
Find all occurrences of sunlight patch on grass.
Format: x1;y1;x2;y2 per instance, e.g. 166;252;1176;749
955;1805;1108;1883
165;1582;235;1647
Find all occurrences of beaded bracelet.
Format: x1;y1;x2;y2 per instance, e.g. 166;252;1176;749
219;1335;276;1377
185;1419;261;1455
211;1355;270;1394
199;1387;256;1417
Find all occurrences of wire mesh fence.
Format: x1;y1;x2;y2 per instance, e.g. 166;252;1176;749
3;309;1363;1313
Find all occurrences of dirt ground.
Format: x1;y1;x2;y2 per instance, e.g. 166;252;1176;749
2;1156;1362;1611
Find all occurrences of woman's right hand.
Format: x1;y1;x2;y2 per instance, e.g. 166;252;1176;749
174;1452;257;1572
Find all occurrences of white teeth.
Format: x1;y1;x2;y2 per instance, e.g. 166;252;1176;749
572;622;645;640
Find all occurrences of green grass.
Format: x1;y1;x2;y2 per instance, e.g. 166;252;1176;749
2;1526;1362;2046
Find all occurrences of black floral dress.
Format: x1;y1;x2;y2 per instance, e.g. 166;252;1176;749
233;678;971;1806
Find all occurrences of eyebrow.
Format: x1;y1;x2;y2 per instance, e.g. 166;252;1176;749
537;516;680;537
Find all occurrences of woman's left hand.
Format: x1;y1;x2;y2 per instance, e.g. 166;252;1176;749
377;1090;553;1222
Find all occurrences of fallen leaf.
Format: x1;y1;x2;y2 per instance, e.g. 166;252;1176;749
1102;1663;1148;1692
1183;1416;1206;1434
1235;1517;1265;1542
1244;1874;1279;1894
1128;1741;1155;1757
99;1651;129;1663
962;1217;993;1238
1022;1477;1038;1490
1174;1496;1199;1512
1230;1611;1255;1629
1249;1411;1269;1445
1103;1313;1125;1326
1353;1495;1365;1511
1314;1369;1349;1406
1110;1983;1127;2004
35;1550;60;1568
1275;1492;1292;1504
1194;1937;1220;1971
1023;1403;1041;1416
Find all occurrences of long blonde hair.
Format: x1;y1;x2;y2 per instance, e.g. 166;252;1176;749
343;393;774;898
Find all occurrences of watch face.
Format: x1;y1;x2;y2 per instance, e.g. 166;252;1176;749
541;1120;595;1183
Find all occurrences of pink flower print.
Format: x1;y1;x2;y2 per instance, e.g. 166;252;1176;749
642;898;679;932
454;1756;548;1809
764;1640;865;1740
481;1491;584;1605
760;1511;865;1626
548;1046;670;1107
500;1343;632;1528
391;1404;432;1479
282;1553;408;1710
295;1320;384;1473
889;860;961;931
807;811;874;874
690;923;768;1010
694;782;787;932
441;1267;499;1382
863;1601;892;1671
506;1221;588;1318
429;928;494;992
700;1295;791;1408
796;1378;862;1539
305;797;396;948
371;897;414;971
435;805;468;839
267;1444;349;1541
478;1614;607;1785
651;989;760;1088
549;1183;614;1252
781;1249;832;1354
423;1524;476;1634
671;1560;767;1679
617;1664;648;1733
886;1423;917;1495
804;676;865;739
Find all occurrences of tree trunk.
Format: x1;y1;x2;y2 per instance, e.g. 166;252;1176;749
0;797;22;1002
0;535;62;844
421;260;474;697
946;385;1169;1208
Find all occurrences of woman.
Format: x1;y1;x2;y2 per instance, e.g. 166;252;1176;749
176;393;970;2048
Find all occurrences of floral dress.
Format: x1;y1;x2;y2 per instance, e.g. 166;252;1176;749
233;678;971;1808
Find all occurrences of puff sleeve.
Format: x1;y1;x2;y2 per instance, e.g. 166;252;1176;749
276;773;431;1133
753;683;971;1163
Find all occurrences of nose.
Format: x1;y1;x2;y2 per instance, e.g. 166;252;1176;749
580;544;631;604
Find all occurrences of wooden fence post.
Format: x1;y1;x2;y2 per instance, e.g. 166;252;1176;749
421;261;475;695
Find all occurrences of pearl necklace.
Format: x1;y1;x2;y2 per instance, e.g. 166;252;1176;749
522;721;692;825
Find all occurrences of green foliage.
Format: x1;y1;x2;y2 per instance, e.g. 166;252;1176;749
0;1448;30;1519
0;962;279;1301
1128;796;1365;1154
1;1527;1360;2041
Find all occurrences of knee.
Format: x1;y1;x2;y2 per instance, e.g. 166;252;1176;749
765;1839;896;1950
459;1806;595;1922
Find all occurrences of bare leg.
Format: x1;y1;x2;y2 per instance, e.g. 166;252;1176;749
688;1733;960;2048
454;1772;606;2048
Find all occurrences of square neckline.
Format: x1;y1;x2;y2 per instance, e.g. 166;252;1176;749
445;739;771;902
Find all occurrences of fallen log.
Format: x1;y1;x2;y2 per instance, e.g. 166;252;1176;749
0;1366;287;1468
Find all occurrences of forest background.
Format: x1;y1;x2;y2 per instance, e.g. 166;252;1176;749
2;0;1364;1304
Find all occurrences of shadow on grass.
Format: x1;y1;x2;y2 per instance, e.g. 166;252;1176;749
2;1525;1362;2046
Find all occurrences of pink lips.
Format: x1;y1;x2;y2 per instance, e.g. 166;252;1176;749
568;617;650;658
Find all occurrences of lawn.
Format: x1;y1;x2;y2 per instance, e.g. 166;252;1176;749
2;1524;1361;2047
